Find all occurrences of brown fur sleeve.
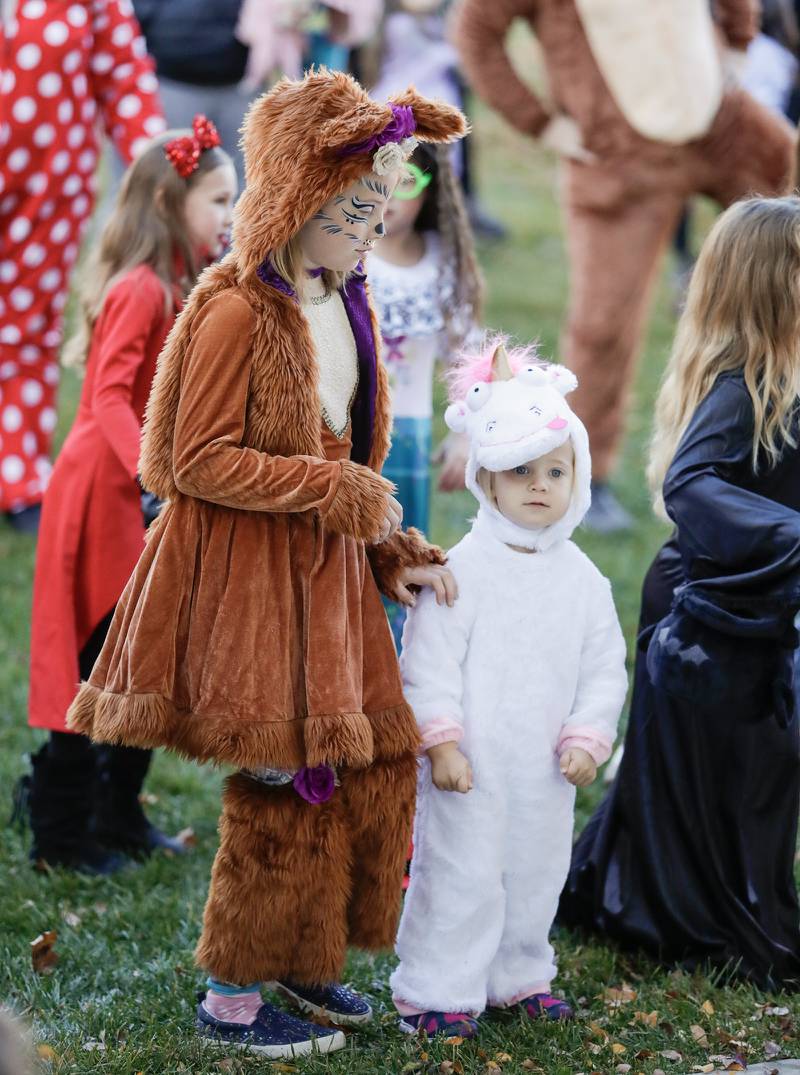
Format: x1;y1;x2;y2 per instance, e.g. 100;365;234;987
713;0;758;50
321;459;395;541
367;527;447;603
453;0;550;137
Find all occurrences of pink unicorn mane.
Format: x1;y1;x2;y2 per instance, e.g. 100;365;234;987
445;333;543;402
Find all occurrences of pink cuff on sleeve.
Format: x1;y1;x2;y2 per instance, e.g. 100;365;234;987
557;727;613;766
419;717;464;752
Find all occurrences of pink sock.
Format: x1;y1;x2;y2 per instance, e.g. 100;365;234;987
203;987;262;1025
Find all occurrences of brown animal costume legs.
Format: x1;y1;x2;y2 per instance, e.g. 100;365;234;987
563;89;794;481
196;753;417;986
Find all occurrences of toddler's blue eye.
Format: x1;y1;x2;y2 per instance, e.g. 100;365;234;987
514;465;528;476
549;468;564;478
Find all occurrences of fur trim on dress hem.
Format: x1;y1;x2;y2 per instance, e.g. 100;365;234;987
67;684;414;769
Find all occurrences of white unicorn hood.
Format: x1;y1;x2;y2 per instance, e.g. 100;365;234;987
444;342;591;552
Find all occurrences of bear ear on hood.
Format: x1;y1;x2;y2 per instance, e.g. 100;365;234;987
389;87;468;143
314;101;392;155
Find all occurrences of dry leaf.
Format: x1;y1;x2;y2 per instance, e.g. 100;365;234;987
445;1035;464;1047
633;1010;658;1026
521;1063;539;1072
453;1062;464;1075
270;1066;297;1073
589;1021;609;1040
63;910;81;929
36;1045;57;1061
495;1053;513;1064
420;1052;429;1062
633;1050;654;1061
603;984;637;1007
439;1063;454;1074
82;1041;106;1052
691;1024;710;1048
31;931;58;974
615;1066;631;1074
93;902;108;915
611;1043;626;1055
764;1006;789;1016
659;1050;683;1061
588;1044;602;1055
700;1000;715;1016
175;826;197;848
653;1070;666;1075
765;1040;781;1059
724;1061;745;1072
214;1060;235;1071
485;1064;502;1074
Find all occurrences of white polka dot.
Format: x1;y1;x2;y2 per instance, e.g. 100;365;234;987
62;174;82;197
9;217;31;243
43;21;69;46
0;297;4;316
93;13;109;30
62;48;81;73
111;22;133;46
57;98;74;124
1;455;25;483
10;288;33;312
2;406;23;432
1;69;16;94
0;194;18;214
64;243;78;264
90;51;113;74
38;72;62;97
0;360;18;378
113;62;134;82
0;124;9;149
50;219;70;243
77;149;96;173
52;151;70;174
67;124;84;148
25;316;45;335
21;380;44;406
21;243;45;269
39;200;55;219
23;432;38;456
0;174;4;195
35;457;52;480
130;136;149;158
22;0;46;17
43;330;60;348
72;74;87;96
25;172;47;195
66;3;87;25
137;71;157;94
143;114;165;136
40;269;61;291
43;363;59;385
116;93;141;119
0;326;22;344
53;292;67;311
12;96;36;122
81;98;96;122
71;194;89;217
132;36;146;58
39;407;57;433
33;124;56;147
0;262;17;283
17;43;41;68
7;147;30;172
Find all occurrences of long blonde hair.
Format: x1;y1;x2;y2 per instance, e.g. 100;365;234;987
63;131;231;370
649;196;800;515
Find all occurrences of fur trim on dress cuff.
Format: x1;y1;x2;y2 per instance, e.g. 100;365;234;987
321;460;394;541
367;526;446;602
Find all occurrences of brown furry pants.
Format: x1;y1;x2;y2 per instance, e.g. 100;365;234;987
195;753;417;986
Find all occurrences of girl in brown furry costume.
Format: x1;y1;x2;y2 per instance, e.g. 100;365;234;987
67;69;466;1059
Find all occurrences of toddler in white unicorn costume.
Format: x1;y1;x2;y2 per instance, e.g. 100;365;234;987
392;341;628;1038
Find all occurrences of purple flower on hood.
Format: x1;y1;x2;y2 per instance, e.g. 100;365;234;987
340;104;416;157
293;765;336;804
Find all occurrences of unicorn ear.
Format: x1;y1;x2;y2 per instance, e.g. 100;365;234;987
490;344;514;382
444;401;468;433
517;365;549;387
549;365;579;396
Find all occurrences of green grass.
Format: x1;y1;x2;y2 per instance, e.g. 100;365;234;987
1;103;798;1075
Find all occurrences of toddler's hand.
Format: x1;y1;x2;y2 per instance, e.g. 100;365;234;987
427;742;473;793
372;493;403;544
540;114;596;163
559;747;597;787
395;564;458;608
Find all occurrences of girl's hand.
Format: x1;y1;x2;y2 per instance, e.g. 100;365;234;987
559;747;597;787
427;742;473;793
373;494;403;544
434;432;469;492
395;564;458;607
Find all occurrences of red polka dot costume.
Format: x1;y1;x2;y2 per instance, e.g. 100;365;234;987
0;0;165;513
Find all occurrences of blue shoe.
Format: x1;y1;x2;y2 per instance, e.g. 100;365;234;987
197;998;346;1058
276;980;372;1026
398;1010;479;1039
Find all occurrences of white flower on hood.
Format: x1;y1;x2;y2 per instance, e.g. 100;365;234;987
445;342;592;551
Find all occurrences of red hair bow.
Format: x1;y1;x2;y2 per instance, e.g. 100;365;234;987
164;114;221;178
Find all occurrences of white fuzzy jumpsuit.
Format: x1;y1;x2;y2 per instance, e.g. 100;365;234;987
391;356;628;1015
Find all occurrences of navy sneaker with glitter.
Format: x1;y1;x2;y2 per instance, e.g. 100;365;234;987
196;998;345;1058
276;980;373;1026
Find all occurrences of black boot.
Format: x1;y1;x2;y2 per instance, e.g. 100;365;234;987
25;734;128;875
92;744;187;857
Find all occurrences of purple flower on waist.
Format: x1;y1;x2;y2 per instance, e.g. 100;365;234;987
341;104;416;157
293;765;336;804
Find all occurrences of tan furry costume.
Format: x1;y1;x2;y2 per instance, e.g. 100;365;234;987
455;0;795;480
68;70;466;985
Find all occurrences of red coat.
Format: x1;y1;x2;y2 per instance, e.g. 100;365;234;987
28;264;178;732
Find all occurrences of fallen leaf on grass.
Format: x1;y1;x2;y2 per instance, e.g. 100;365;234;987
633;1010;658;1027
765;1040;781;1059
494;1053;512;1064
611;1043;626;1055
691;1065;714;1073
602;984;637;1007
82;1041;106;1052
63;910;81;929
36;1045;57;1062
485;1064;502;1074
587;1043;602;1055
521;1062;541;1072
659;1049;683;1061
93;902;108;915
691;1024;710;1048
439;1063;454;1074
270;1065;297;1072
444;1035;464;1047
588;1021;609;1041
31;931;58;974
764;1006;789;1016
615;1066;631;1073
700;1000;715;1016
215;1060;235;1072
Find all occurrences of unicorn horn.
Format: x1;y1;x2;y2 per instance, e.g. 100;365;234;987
490;343;514;382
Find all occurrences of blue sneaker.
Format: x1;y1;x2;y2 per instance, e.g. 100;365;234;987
276;980;373;1026
197;998;346;1058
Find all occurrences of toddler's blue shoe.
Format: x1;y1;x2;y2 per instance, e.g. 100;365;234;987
398;1010;479;1039
275;979;373;1025
196;997;346;1058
